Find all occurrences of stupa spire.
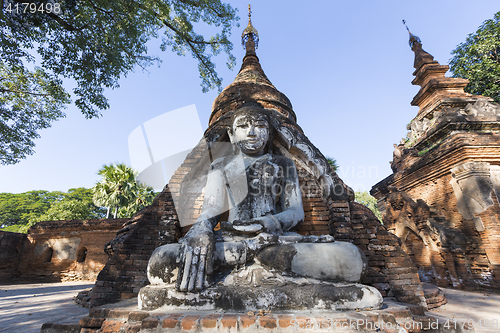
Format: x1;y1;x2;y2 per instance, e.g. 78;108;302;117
209;5;296;126
403;21;471;117
242;5;259;55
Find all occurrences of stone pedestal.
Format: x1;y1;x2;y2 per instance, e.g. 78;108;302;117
139;283;383;312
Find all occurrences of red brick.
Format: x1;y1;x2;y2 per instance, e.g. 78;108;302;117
277;315;294;328
79;317;105;328
220;314;238;329
237;314;257;329
127;311;149;321
201;314;221;329
141;317;159;330
180;315;201;331
162;313;184;328
101;319;124;333
259;315;277;329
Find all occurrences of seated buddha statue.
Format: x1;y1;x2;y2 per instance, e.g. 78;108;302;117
146;103;369;293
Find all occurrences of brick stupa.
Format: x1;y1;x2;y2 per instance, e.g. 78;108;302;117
89;12;426;311
372;29;500;290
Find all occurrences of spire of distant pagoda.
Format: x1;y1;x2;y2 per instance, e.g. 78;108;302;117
403;20;471;117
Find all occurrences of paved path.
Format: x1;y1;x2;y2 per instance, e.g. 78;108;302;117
0;283;499;333
0;282;92;333
428;287;500;333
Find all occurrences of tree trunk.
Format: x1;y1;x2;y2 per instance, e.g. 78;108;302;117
113;206;118;218
106;207;111;219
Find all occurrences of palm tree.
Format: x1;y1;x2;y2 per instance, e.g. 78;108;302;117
92;164;138;218
118;182;156;218
325;156;339;172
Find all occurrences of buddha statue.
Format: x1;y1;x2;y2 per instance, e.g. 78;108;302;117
141;103;383;311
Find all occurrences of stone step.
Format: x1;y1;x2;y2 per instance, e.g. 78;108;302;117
77;299;446;333
422;283;447;309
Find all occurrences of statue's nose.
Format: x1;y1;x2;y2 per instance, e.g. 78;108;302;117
248;125;256;136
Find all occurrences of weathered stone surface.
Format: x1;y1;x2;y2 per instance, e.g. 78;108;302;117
138;283;383;312
90;17;425;308
372;34;500;290
0;219;125;283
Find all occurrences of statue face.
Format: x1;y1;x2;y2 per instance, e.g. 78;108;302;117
229;114;270;156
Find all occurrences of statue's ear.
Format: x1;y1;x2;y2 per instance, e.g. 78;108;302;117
227;126;235;144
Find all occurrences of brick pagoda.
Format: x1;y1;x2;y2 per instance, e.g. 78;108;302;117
89;12;426;312
371;30;500;290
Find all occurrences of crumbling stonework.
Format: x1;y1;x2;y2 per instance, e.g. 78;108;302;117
0;219;125;282
0;231;26;280
90;29;427;309
372;34;500;290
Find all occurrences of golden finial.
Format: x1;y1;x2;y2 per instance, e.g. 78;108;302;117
402;20;421;48
242;4;259;49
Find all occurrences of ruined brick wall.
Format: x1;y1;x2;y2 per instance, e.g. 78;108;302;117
90;188;179;307
374;152;500;290
0;220;124;283
0;231;27;281
16;219;126;282
404;171;500;288
349;202;426;306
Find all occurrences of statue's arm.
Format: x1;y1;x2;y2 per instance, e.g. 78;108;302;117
176;163;226;292
192;165;226;230
271;158;304;232
233;157;304;234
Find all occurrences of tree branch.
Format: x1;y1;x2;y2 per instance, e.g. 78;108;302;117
0;87;50;97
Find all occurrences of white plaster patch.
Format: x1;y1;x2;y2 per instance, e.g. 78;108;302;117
291;242;365;282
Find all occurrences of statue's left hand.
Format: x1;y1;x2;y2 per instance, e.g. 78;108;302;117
233;216;282;235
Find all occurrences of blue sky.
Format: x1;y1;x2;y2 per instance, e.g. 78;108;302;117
1;0;499;194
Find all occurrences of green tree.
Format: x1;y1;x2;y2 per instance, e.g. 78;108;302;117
0;64;71;164
0;187;106;232
355;191;382;222
325;156;339;171
1;0;239;164
117;183;156;218
36;200;92;221
93;164;155;218
0;190;65;227
450;11;500;103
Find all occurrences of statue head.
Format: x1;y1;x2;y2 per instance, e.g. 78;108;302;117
227;103;272;156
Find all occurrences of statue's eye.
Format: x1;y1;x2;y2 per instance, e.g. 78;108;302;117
237;124;249;129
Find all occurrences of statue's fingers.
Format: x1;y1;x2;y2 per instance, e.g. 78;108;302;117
195;246;208;291
231;219;246;226
204;243;214;288
175;244;186;290
187;247;200;292
179;246;193;291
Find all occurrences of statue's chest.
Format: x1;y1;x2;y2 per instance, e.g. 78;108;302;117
247;159;282;195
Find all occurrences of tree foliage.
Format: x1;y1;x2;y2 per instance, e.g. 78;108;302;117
1;0;239;164
0;63;70;164
355;191;382;222
93;163;155;218
325;156;339;171
450;11;500;103
36;200;93;221
0;187;106;233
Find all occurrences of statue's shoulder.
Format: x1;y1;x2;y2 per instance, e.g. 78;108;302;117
270;154;296;168
209;155;235;171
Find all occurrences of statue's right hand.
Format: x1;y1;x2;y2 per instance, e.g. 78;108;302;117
176;222;214;292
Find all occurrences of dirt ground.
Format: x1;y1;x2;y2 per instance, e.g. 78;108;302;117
0;282;499;333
